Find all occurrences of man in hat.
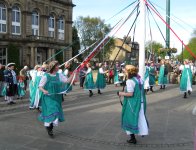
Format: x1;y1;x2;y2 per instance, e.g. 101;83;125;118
4;63;17;104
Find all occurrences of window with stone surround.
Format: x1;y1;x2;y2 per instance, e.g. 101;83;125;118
58;16;64;40
48;15;55;38
12;5;21;35
0;3;6;33
0;48;7;65
32;11;39;36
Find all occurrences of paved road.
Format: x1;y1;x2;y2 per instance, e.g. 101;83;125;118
0;84;195;150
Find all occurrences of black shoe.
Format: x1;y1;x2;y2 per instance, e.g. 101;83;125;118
89;90;93;97
127;134;137;144
10;101;16;105
160;86;163;89
89;92;93;97
163;85;166;89
188;90;191;95
98;90;102;94
37;107;41;113
184;92;187;98
150;86;154;92
46;125;53;137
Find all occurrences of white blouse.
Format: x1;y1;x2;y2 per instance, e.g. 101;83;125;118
39;73;68;87
99;68;104;74
126;79;135;92
126;78;143;93
86;68;92;74
63;69;69;76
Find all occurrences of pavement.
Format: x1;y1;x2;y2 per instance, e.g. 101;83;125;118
0;84;196;150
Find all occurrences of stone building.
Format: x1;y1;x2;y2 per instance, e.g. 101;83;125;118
0;0;74;68
109;38;139;66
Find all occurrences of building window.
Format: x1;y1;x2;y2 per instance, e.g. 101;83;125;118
12;6;21;35
32;11;39;36
58;16;64;40
0;3;6;33
0;48;7;65
48;15;55;38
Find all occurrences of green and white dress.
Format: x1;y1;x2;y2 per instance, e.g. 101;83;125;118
121;77;149;135
29;70;38;108
38;73;67;127
114;65;122;85
149;66;156;86
84;68;95;90
180;65;192;92
96;67;106;89
144;66;150;90
33;71;45;108
17;82;25;97
63;69;72;92
158;65;168;85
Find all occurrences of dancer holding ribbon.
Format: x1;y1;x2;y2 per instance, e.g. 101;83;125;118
118;65;149;144
38;61;74;137
84;63;95;97
96;63;108;94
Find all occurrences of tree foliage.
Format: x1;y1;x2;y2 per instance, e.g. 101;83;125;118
74;16;115;62
72;26;81;61
7;43;20;73
145;41;164;58
183;37;196;61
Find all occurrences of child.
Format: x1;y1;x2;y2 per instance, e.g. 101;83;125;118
17;76;25;99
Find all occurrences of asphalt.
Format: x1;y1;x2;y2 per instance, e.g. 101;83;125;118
0;83;195;150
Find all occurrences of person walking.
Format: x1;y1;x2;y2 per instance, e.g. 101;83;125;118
144;63;150;94
96;63;107;94
38;61;74;137
79;63;87;88
180;59;193;98
114;62;122;87
118;65;149;144
158;60;168;89
84;63;95;97
149;62;156;92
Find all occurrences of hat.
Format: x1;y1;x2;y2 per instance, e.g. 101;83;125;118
24;66;28;69
125;65;138;75
48;61;59;72
99;63;102;67
64;62;70;68
34;65;41;70
7;63;15;68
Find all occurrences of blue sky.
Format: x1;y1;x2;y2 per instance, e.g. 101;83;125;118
72;0;196;53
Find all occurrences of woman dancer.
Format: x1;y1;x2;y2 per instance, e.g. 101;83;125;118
39;61;74;137
96;63;107;94
118;65;149;144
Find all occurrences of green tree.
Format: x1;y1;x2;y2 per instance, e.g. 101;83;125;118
145;41;164;59
178;29;196;61
72;26;81;61
7;43;20;73
74;16;114;62
183;37;196;61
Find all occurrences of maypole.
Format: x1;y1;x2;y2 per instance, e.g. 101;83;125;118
166;0;170;53
138;0;146;79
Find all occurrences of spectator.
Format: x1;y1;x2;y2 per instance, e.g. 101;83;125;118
20;66;28;91
0;64;4;95
4;63;17;105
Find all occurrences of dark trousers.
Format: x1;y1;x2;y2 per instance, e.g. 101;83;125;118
80;77;85;88
108;76;114;84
